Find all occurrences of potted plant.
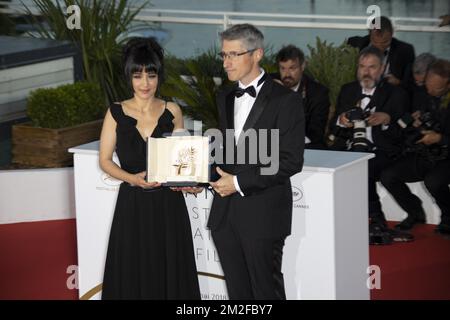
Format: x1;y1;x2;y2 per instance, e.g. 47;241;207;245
306;37;359;117
24;0;149;104
12;81;105;167
161;50;226;131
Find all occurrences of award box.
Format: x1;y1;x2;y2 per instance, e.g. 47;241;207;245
146;135;210;186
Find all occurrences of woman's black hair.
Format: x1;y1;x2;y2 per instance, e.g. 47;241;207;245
122;37;164;92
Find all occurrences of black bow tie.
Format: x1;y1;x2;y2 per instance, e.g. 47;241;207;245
361;93;373;99
234;73;267;98
234;85;256;98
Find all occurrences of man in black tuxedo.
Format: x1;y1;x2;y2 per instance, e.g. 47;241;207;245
347;16;415;88
329;46;409;243
381;59;450;235
208;24;305;299
272;45;330;149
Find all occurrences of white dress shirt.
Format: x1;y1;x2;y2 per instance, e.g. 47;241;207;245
291;81;301;93
360;87;376;143
234;71;266;141
233;70;266;196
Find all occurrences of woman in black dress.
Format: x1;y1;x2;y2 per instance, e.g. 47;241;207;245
99;38;201;299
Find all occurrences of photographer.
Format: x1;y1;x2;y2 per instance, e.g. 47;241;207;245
347;16;415;88
380;59;450;236
329;46;409;244
405;53;436;106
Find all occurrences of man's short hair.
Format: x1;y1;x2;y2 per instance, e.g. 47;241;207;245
359;46;384;65
219;24;264;51
276;45;305;65
428;59;450;81
370;16;393;34
413;53;436;75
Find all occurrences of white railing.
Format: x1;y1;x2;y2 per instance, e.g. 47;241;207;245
1;2;449;33
135;9;450;33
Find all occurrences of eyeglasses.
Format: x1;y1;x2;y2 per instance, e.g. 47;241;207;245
218;48;257;60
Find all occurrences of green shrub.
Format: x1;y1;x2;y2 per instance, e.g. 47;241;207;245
161;58;221;131
24;0;148;105
306;37;359;114
260;44;278;74
161;48;229;131
27;82;105;129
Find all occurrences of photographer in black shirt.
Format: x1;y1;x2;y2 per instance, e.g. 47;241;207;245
380;59;450;236
329;46;410;244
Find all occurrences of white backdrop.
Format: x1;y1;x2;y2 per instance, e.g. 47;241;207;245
0;168;75;224
70;142;378;300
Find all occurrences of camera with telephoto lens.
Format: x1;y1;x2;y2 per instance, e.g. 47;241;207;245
328;107;372;151
397;111;448;160
397;112;439;146
345;108;373;152
345;107;371;122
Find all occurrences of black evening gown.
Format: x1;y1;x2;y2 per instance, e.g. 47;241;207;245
102;102;201;300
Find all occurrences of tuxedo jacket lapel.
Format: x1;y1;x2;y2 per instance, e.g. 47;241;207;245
224;85;237;131
371;82;390;112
